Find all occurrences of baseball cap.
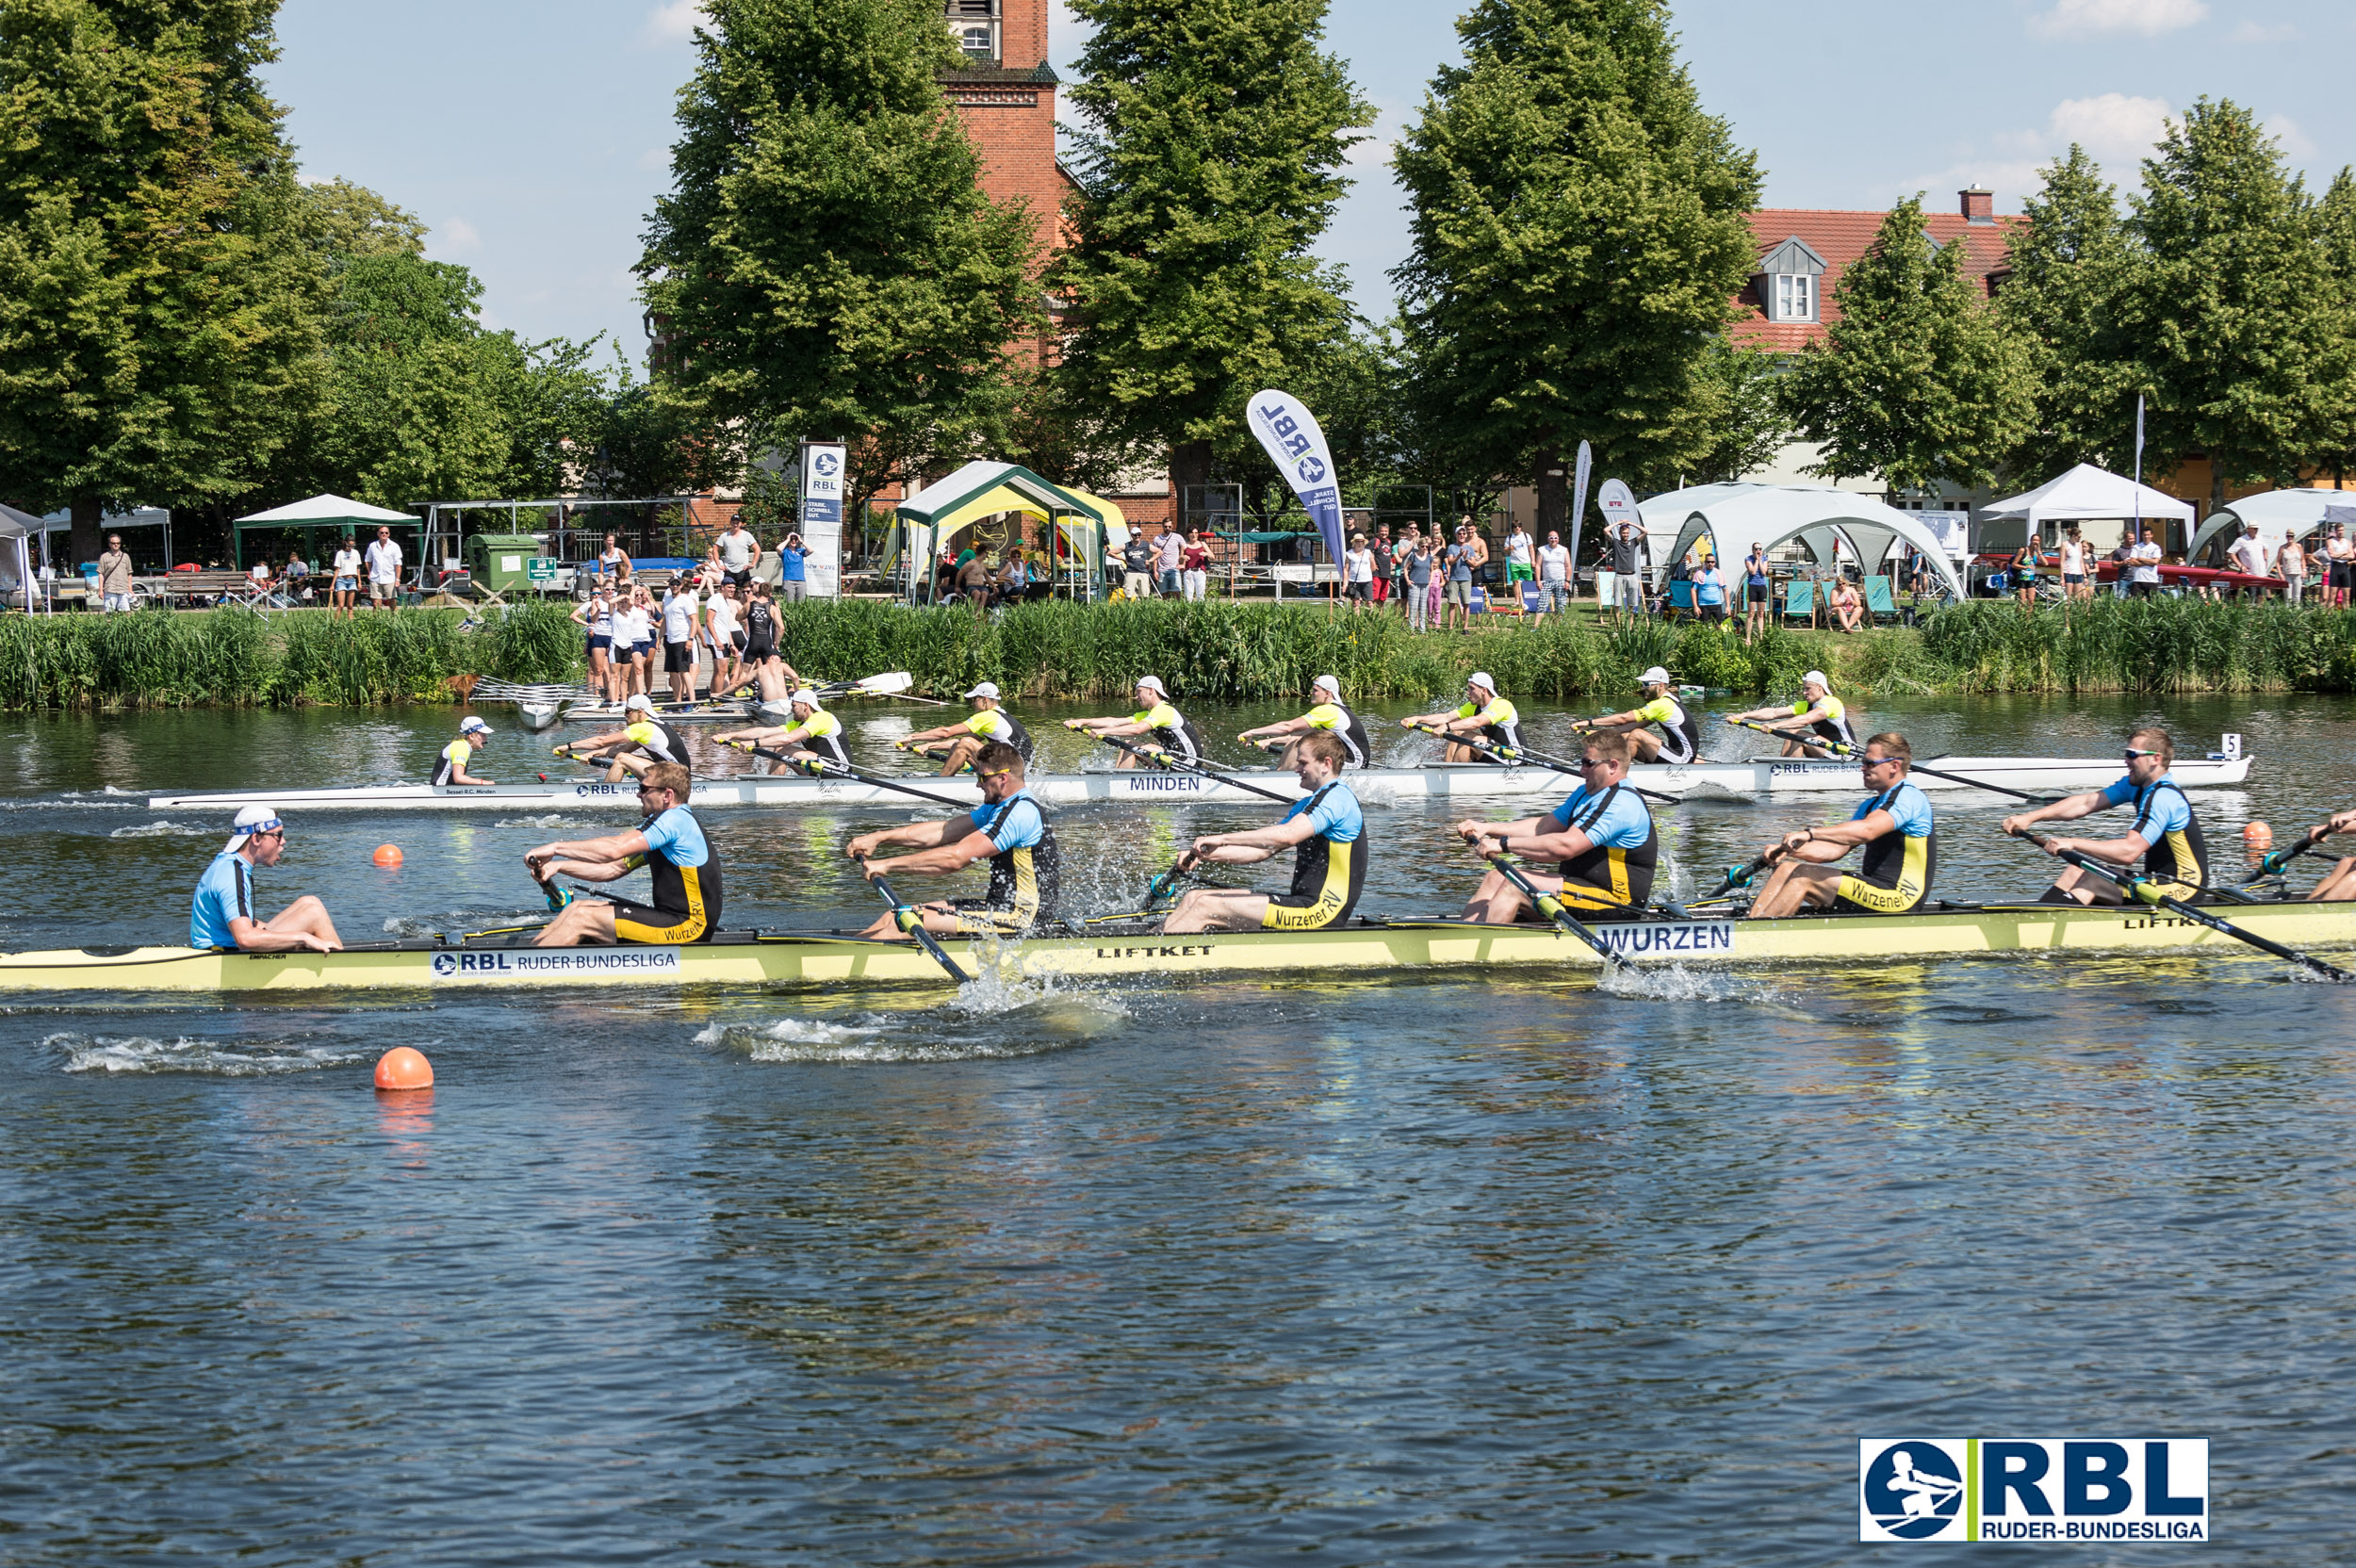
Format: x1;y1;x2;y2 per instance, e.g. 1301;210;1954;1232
789;688;821;707
963;681;1001;700
461;715;492;735
624;693;654;712
1467;672;1497;693
1135;675;1167;694
224;804;284;855
1802;669;1830;689
1311;675;1340;697
1638;666;1671;686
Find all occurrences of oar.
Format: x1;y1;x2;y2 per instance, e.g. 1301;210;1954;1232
724;741;974;809
1470;843;1633;973
1079;730;1292;804
2246;826;2339;885
817;671;949;706
1404;722;1680;808
863;867;971;984
1727;718;2062;804
2007;826;2352;983
1698;853;1774;903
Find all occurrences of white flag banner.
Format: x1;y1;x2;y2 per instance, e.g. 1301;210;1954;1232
1247;390;1346;566
799;441;844;598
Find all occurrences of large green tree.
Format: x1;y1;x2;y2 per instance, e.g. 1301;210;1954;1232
1997;146;2137;480
2119;99;2356;508
0;0;325;559
1392;0;1759;535
1054;0;1371;512
640;0;1040;517
1777;195;2031;491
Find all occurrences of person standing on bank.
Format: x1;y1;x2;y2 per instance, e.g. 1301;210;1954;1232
1742;542;1772;644
96;532;133;612
1609;519;1646;624
715;514;761;590
1536;531;1571;621
364;524;402;611
331;533;363;621
773;530;810;601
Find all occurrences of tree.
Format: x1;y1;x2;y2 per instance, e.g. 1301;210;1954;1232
2119;99;2356;510
1777;195;2031;492
1391;0;1760;536
1055;0;1371;513
1682;337;1791;485
2311;168;2356;483
1996;146;2136;482
0;0;326;559
639;0;1040;519
297;177;427;259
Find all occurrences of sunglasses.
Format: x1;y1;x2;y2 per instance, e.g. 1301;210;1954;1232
1863;754;1903;767
974;766;1016;781
2123;747;2161;760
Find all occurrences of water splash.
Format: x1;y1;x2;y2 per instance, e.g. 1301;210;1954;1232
495;815;593;829
382;906;539;938
50;1032;367;1076
1597;963;1777;1003
109;821;215;839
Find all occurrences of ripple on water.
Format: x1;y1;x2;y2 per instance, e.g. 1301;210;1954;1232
494;815;593;829
48;1031;368;1076
108;821;215;839
702;972;1132;1062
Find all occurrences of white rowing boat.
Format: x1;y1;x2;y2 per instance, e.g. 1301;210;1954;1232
142;752;2253;814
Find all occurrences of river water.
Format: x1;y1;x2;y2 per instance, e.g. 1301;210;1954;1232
3;692;2352;1563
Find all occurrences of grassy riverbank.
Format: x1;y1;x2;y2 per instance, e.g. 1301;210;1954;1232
7;596;2356;710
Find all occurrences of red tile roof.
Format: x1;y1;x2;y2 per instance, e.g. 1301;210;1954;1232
1732;207;2022;351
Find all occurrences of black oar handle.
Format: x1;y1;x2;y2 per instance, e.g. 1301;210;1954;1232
1407;722;1680;808
865;869;972;984
1089;732;1291;804
730;742;973;809
1473;845;1631;972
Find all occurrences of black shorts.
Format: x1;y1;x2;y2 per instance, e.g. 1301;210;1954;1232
663;640;695;673
1345;580;1370;601
607;897;712;943
724;568;751;589
948;898;1036;934
2332;562;2353;590
744;641;777;664
728;630;746;653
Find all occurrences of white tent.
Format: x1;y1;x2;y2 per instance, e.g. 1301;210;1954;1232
1636;483;1970;601
2187;488;2354;564
1983;464;2193;551
0;504;35;612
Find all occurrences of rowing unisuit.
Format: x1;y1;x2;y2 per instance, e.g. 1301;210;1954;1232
897;680;1034;775
1451;729;1654;923
1583;665;1698;764
1403;672;1520;764
1162;731;1366;933
1068;676;1208;769
433;715;496;785
1238;675;1371;769
2001;727;2209;907
846;740;1059;939
610;796;724;941
1744;732;1937;918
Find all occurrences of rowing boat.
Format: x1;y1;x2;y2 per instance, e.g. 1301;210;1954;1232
142;751;2252;813
8;897;2345;992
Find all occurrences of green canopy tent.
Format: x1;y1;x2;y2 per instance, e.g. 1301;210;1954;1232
891;462;1118;602
232;494;419;568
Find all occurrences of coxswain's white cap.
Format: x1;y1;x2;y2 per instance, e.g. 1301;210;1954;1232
224;804;284;855
1638;666;1671;687
1802;669;1830;689
963;681;1001;700
461;715;492;735
790;688;821;708
1467;672;1497;693
624;693;654;712
1312;674;1340;697
1135;675;1166;694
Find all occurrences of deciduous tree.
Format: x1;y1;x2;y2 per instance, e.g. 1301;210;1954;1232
1997;147;2137;481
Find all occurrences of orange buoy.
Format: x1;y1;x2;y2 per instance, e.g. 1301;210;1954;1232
2244;821;2274;850
373;843;404;867
375;1046;434;1090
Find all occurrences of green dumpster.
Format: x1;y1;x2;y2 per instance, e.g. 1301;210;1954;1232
464;534;542;596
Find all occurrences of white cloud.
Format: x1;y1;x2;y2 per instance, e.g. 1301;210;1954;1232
2266;113;2317;160
2046;93;2173;161
637;146;671;172
641;1;703;47
2027;0;2207;39
2230;18;2297;41
1344;98;1407;171
432;217;482;257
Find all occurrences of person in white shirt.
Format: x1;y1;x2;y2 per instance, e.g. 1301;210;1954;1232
703;580;744;695
2278;532;2309;606
2128;527;2164;599
1535;531;1571;620
661;579;701;704
2226;528;2268;600
1503;524;1535;590
330;534;363;620
364;526;402;610
613;586;655;698
1343;535;1376;610
1154;527;1184;597
2057;530;2087;602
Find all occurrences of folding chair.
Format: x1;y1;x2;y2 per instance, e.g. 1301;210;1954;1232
1668;579;1695;619
1864;575;1900;625
1781;579;1816;627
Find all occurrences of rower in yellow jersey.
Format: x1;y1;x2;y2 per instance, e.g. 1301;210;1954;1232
1745;732;1938;918
564;693;691;783
1236;675;1373;768
1162;732;1366;932
896;680;1035;776
1402;672;1520;763
433;715;497;785
713;689;850;774
1065;676;1209;768
1726;669;1856;758
1576;665;1700;763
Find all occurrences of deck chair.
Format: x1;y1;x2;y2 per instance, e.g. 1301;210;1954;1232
1668;579;1695;619
1485;580;1525;618
1781;579;1816;627
1863;575;1899;625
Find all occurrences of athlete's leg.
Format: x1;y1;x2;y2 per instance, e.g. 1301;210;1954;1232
1627;728;1663;763
1161;889;1271;934
1746;860;1842;918
1462;866;1556;924
936;735;984;776
262;895;343;949
2307;858;2356;901
533;898;619;946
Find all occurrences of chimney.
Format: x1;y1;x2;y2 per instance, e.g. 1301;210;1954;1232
1960;187;1994;224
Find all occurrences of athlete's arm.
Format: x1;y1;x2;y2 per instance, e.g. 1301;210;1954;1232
845;818;965;859
2000;788;2109;836
450;759;494;785
1455;813;1556;842
1764;810;1891;865
1178;814;1322;870
2040;825;2152;866
1239;715;1314;742
863;827;997;877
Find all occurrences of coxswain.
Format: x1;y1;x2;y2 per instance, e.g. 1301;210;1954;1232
1744;732;1937;918
2283;809;2356;902
2001;726;2208;906
897;680;1034;775
1065;676;1208;769
1576;665;1700;764
1726;669;1856;758
433;714;497;786
188;805;343;953
526;761;722;944
714;688;849;774
565;692;692;783
1236;674;1372;769
1454;729;1656;922
1162;731;1366;933
1403;672;1521;763
846;740;1058;936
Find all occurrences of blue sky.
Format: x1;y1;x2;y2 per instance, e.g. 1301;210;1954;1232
267;0;2351;352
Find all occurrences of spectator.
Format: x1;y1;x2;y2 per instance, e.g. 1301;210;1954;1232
1154;525;1184;597
285;551;313;604
2280;531;2309;606
1120;531;1154;599
1535;530;1570;621
2129;526;2165;599
2327;522;2354;609
775;530;810;602
1502;521;1535;590
715;514;761;589
2225;526;2267;601
1344;533;1375;611
331;534;362;621
596;532;632;590
364;525;402;610
1389;525;1416;612
2013;540;2041;611
1742;541;1771;644
1693;554;1728;624
954;548;992;614
1403;533;1434;632
95;532;132;612
1180;530;1210;601
1608;520;1646;624
1829;576;1864;632
1442;522;1476;632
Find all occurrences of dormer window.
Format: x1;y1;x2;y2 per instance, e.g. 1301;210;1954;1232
946;0;997;60
1753;235;1826;326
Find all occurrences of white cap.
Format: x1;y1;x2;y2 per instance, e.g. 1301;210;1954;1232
1637;666;1671;687
963;681;1001;700
1135;675;1166;694
1467;671;1497;693
789;688;821;708
1802;669;1830;689
624;693;654;712
224;803;284;855
1311;674;1340;697
461;715;492;735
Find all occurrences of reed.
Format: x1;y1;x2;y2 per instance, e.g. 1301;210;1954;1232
1917;598;2349;693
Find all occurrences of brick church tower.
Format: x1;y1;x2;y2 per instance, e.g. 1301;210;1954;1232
938;0;1072;280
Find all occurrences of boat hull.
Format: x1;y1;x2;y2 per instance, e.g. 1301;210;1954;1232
142;755;2252;813
6;898;2343;993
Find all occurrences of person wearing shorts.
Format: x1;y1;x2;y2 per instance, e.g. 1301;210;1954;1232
776;531;810;601
714;516;760;590
574;587;618;702
364;526;401;609
1444;525;1476;629
2059;530;2087;600
1344;535;1375;607
846;741;1059;938
331;534;362;621
1745;733;1936;918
